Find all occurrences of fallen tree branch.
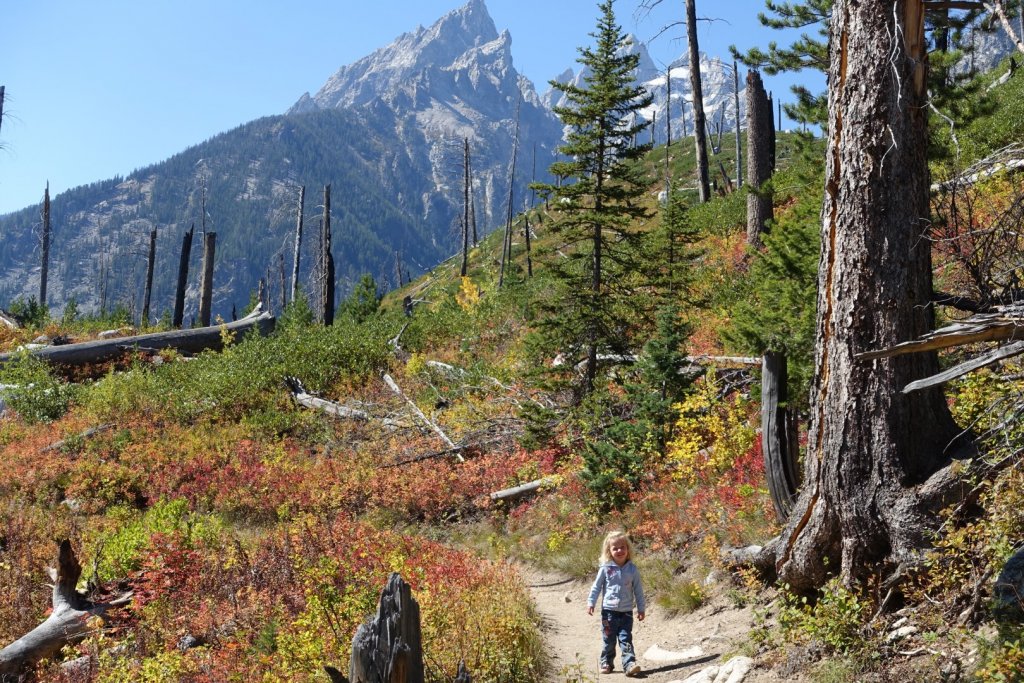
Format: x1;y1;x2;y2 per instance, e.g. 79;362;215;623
902;341;1024;393
382;374;462;462
0;310;18;330
41;423;115;453
0;540;132;678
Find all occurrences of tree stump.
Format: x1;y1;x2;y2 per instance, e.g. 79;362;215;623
349;573;424;683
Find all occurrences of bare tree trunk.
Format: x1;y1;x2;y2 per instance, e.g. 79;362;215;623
172;224;194;328
141;229;157;325
320;185;334;325
198;232;216;327
686;0;711;203
773;0;961;593
499;98;521;289
0;86;5;136
733;61;743;189
746;70;775;248
462;138;470;277
291;185;304;304
39;183;51;308
279;253;286;313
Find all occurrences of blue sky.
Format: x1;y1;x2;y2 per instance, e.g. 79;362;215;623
1;0;820;215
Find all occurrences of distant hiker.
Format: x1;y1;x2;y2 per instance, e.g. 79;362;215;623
587;530;646;677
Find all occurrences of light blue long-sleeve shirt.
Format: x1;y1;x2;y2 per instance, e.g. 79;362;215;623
587;560;646;613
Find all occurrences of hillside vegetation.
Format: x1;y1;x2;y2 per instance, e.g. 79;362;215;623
2;18;1024;683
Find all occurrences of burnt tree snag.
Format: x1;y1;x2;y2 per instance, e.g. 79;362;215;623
686;0;711;202
0;541;132;679
320;185;335;325
39;183;51;308
349;574;424;683
771;0;962;593
761;352;800;520
462;138;471;277
172;224;194;328
291;185;305;304
141;228;157;326
198;232;216;327
745;70;775;248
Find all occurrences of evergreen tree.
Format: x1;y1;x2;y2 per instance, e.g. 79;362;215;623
535;0;654;398
730;0;832;126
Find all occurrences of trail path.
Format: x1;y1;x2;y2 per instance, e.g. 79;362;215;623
524;568;805;683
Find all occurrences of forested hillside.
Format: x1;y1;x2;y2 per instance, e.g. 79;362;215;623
1;1;1024;682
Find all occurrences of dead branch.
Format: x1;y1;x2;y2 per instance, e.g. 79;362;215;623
0;541;132;679
382;374;462;461
41;423;115;453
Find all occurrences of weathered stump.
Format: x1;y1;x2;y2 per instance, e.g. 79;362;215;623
349;573;424;683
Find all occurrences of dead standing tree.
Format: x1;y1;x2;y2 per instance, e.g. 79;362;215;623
141;228;157;326
318;185;335;325
745;69;775;248
686;0;711;202
291;185;305;304
198;231;216;327
172;224;194;328
39;183;52;309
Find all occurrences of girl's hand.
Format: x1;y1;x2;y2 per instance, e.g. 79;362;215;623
637;612;645;621
587;605;594;616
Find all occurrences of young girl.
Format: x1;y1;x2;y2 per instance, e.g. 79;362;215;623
587;531;646;676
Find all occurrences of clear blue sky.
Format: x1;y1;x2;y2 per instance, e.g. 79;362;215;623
1;0;819;215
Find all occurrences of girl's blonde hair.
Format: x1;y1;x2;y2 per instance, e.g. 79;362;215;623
598;530;635;564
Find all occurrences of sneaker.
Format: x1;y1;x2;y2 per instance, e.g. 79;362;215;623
600;664;612;674
625;663;642;677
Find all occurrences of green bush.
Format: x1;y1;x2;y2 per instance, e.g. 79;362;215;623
0;351;76;423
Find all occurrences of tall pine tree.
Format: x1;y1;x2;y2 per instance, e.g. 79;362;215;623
536;0;653;398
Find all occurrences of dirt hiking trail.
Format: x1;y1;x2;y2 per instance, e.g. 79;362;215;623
524;568;806;683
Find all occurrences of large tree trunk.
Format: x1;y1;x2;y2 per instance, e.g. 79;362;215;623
745;70;775;248
775;0;962;593
686;0;711;203
320;185;335;325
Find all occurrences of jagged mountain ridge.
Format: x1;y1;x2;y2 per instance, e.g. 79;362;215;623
0;0;562;319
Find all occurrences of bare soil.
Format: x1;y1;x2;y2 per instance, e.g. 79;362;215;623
524;568;808;683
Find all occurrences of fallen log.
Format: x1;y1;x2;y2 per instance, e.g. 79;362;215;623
490;476;559;502
0;540;132;679
0;311;17;330
285;377;404;429
0;310;275;367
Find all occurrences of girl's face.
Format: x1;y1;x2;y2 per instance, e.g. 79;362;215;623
609;538;629;565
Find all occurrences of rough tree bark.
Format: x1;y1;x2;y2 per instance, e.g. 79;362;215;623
685;0;711;203
462;138;471;277
173;224;194;328
771;0;963;593
0;541;132;679
746;70;775;248
733;61;743;190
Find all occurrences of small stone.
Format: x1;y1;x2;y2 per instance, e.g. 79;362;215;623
178;634;202;651
563;591;572;603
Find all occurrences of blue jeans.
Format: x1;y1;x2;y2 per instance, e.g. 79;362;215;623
600;609;636;670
